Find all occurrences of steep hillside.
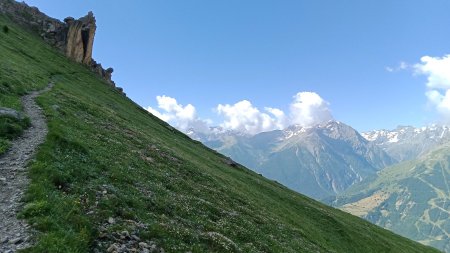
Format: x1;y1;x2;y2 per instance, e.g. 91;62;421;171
194;121;396;200
0;10;441;253
335;143;450;252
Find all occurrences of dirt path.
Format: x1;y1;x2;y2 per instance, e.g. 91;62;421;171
0;83;53;253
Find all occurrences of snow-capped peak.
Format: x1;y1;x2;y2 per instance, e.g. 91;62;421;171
361;125;450;144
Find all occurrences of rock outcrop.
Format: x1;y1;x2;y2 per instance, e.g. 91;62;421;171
64;12;96;65
0;107;23;120
0;0;125;95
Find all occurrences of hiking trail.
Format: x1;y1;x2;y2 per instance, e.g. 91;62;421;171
0;83;53;252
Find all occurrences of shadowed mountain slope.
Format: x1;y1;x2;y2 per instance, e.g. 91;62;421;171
195;121;395;200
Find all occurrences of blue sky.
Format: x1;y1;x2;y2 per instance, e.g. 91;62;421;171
24;0;450;133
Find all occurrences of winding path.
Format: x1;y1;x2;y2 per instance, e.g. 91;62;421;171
0;84;53;252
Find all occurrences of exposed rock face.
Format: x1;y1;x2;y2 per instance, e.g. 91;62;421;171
0;0;125;95
0;0;95;64
64;12;96;65
0;0;61;32
65;18;85;63
79;13;96;65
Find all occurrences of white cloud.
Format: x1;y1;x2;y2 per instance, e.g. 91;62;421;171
265;107;288;129
386;61;409;73
415;54;450;118
216;92;332;134
146;106;170;122
289;92;333;126
386;67;394;72
146;95;210;133
147;92;333;135
216;100;286;135
414;55;450;89
399;61;408;70
425;90;450;117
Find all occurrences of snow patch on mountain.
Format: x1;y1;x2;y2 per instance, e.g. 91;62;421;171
362;125;450;143
387;132;399;143
362;124;450;162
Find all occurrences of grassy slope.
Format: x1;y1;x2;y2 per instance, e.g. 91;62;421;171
336;144;450;252
0;114;30;154
0;16;44;154
0;15;442;253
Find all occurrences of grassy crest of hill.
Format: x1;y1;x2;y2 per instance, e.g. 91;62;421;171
0;14;442;253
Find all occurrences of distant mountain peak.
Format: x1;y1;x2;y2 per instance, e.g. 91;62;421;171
361;124;450;162
191;119;395;199
281;120;357;141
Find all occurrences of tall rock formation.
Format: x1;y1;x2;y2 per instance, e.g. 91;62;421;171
64;12;96;65
0;0;124;94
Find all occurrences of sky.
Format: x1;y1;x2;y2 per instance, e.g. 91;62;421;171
24;0;450;134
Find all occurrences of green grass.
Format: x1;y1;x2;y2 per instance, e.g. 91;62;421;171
336;145;450;252
0;114;30;154
0;14;442;253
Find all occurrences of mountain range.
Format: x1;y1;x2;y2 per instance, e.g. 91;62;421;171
189;120;396;199
362;125;450;162
189;122;450;252
336;142;450;252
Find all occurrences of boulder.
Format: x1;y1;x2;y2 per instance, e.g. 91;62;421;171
0;107;23;120
224;157;239;168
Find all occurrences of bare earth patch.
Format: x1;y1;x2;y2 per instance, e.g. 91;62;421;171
341;191;390;217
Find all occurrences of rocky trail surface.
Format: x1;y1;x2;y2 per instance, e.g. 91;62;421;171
0;83;53;253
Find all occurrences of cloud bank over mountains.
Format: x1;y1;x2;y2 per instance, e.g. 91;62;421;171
414;54;450;119
146;96;211;133
290;92;333;126
147;53;450;135
216;100;286;134
146;91;333;135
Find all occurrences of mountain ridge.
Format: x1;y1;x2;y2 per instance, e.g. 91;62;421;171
335;141;450;252
190;120;396;199
361;124;450;162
